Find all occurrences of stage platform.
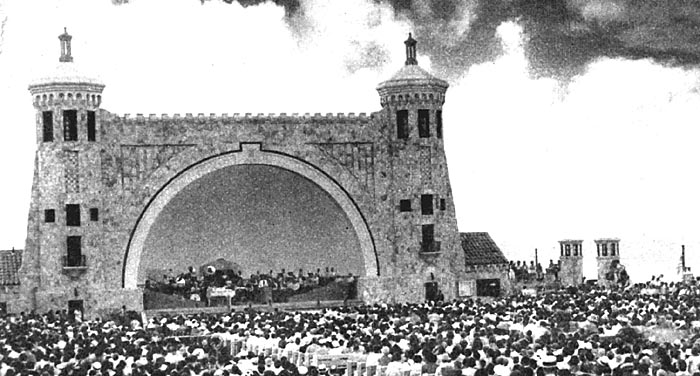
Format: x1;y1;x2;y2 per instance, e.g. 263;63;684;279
145;299;363;318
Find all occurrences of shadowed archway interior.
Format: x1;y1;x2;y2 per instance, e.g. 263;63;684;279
138;164;364;283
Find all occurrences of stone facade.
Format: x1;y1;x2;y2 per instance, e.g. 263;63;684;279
462;264;511;297
558;239;583;287
595;238;621;287
17;31;467;317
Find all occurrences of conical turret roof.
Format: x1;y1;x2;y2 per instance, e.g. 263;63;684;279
29;28;103;90
377;33;447;92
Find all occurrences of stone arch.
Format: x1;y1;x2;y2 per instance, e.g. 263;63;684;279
122;143;378;289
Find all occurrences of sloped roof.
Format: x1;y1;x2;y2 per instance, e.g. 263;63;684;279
376;64;448;91
0;250;22;285
29;61;104;87
460;232;509;266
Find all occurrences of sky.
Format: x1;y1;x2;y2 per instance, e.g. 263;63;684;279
1;0;700;283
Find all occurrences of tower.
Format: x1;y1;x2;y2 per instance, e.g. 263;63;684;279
558;239;583;287
375;33;464;300
21;28;105;313
595;238;621;287
14;30;471;315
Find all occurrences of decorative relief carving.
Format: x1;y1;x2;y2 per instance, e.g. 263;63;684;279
118;144;194;189
100;150;119;188
420;146;432;185
64;151;80;193
313;142;375;194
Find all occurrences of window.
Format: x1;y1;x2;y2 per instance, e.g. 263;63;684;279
89;208;99;222
436;110;443;138
610;243;616;256
66;204;80;226
42;111;54;142
418;109;430;138
396;110;409;139
87;111;96;141
422;224;435;246
66;236;82;267
44;209;55;223
421;194;433;215
601;244;608;256
68;300;84;319
440;198;446;211
565;244;571;256
399;199;411;212
573;245;579;256
476;279;500;297
63;110;78;141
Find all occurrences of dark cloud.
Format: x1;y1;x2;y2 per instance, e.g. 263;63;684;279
345;40;392;73
189;0;700;80
229;0;301;15
394;0;700;79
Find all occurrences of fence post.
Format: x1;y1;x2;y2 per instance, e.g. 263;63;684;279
357;362;366;376
345;360;353;376
367;365;376;376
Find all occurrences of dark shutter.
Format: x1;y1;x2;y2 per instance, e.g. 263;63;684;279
396;110;409;139
418;109;430;138
42;111;54;142
63;110;78;141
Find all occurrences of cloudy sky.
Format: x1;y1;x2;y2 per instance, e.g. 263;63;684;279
1;0;700;282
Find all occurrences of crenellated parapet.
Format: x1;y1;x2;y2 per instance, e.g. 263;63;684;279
99;111;379;145
31;90;103;109
116;112;373;123
379;91;446;108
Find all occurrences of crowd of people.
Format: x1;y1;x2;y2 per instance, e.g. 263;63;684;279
509;261;562;283
144;267;358;306
2;277;700;376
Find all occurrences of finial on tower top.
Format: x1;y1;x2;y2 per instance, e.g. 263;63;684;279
59;27;73;63
404;32;417;65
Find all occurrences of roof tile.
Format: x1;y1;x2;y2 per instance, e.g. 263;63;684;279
460;232;509;266
0;250;22;285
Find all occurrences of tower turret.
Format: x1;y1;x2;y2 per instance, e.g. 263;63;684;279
29;28;105;144
20;29;106;314
374;34;465;300
595;238;622;287
377;33;448;135
558;239;583;287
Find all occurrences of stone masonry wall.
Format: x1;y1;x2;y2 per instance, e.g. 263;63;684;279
21;105;465;317
560;256;583;287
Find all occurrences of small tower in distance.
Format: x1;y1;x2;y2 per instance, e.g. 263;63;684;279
558;239;583;287
595;238;621;287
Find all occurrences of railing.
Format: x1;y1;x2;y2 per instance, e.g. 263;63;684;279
420;241;441;254
62;255;87;268
62;255;87;280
